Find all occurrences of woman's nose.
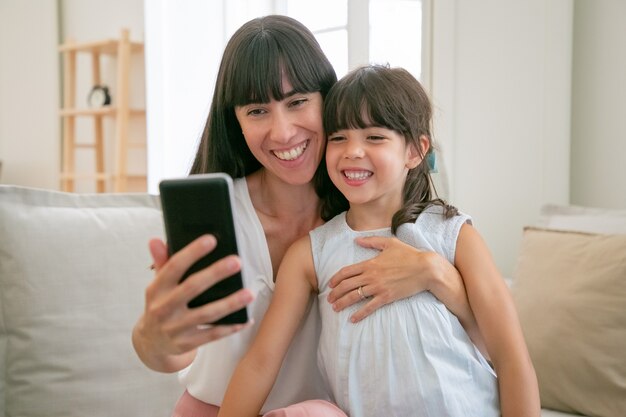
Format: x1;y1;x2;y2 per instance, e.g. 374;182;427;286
268;110;297;143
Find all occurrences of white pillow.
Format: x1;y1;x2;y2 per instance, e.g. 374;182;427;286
0;186;182;417
538;204;626;234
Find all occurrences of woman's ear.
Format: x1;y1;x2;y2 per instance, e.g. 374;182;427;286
406;135;430;169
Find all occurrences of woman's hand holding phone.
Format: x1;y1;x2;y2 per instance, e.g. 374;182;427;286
131;235;254;373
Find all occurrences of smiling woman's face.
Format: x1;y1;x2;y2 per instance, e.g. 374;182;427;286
234;78;325;186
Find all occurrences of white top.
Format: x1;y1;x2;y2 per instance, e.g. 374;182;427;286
310;207;500;417
179;178;328;412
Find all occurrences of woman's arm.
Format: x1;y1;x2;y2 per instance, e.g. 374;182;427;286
326;236;485;354
455;224;540;417
218;236;318;417
132;235;254;372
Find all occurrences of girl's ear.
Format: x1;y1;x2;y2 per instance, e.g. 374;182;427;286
406;135;430;169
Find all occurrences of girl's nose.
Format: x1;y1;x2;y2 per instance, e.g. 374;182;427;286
268;109;297;144
343;139;365;159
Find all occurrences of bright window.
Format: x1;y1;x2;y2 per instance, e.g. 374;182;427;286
226;0;424;80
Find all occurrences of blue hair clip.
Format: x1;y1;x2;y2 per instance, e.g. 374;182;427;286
427;152;437;173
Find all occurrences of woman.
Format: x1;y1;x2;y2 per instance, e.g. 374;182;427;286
132;15;482;416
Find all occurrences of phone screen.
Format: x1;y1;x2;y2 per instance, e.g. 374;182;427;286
159;173;248;324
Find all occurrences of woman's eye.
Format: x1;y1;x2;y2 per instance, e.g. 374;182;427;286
289;98;308;108
247;108;266;116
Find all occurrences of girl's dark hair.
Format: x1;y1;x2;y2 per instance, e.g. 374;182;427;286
322;64;457;232
190;15;337;180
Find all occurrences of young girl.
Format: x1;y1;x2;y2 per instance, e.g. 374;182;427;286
217;65;540;417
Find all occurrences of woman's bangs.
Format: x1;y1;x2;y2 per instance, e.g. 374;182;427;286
225;41;285;106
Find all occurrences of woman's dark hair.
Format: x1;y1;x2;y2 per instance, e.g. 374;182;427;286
321;64;457;231
190;15;337;180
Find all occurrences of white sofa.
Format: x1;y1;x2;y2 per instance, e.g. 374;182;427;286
1;185;624;417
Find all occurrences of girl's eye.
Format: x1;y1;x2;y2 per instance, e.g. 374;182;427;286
328;135;345;142
367;135;386;141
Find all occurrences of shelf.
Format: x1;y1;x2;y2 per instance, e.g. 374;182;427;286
59;107;145;117
59;39;143;55
60;173;146;180
59;28;146;193
60;172;113;181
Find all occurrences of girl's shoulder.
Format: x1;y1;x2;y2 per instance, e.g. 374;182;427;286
397;205;472;264
310;211;348;237
309;211;349;254
417;204;472;228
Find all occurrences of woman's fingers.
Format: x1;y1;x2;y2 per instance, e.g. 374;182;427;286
141;234;254;356
148;238;169;269
186;321;254;348
353;235;390;250
329;283;364;311
330;282;391;322
349;296;386;323
162;290;255;353
183;288;254;329
168;254;241;307
156;234;217;288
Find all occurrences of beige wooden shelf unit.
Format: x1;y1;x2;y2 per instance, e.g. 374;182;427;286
59;28;146;192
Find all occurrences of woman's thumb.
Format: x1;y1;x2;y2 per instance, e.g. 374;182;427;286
355;236;390;251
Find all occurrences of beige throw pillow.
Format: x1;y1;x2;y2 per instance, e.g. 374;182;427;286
511;227;626;417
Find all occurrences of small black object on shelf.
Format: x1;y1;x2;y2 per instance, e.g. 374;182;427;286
87;85;112;107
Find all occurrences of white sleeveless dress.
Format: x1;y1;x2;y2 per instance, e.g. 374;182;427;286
310;206;500;417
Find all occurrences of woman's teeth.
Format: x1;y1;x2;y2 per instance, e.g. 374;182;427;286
273;141;308;161
344;170;372;180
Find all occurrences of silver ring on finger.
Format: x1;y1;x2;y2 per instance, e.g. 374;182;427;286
357;285;368;301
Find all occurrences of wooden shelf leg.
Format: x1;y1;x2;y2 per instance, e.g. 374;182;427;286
114;28;131;192
62;47;77;192
91;51;106;192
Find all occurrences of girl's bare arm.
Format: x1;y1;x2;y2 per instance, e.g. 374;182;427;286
218;236;318;417
455;224;540;417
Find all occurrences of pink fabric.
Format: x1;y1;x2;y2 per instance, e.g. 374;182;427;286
263;400;348;417
171;390;220;417
172;391;347;417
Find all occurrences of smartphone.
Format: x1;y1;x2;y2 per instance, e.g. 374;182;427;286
159;173;248;325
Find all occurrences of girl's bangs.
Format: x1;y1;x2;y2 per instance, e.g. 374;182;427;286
326;87;398;134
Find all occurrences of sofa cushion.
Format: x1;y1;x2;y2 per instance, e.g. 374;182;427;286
511;227;626;417
0;186;182;417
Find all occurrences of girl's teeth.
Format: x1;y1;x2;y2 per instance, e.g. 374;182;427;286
274;142;308;161
344;171;372;180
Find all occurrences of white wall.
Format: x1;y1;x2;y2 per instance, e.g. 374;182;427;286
430;0;573;276
570;0;626;209
0;0;59;189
